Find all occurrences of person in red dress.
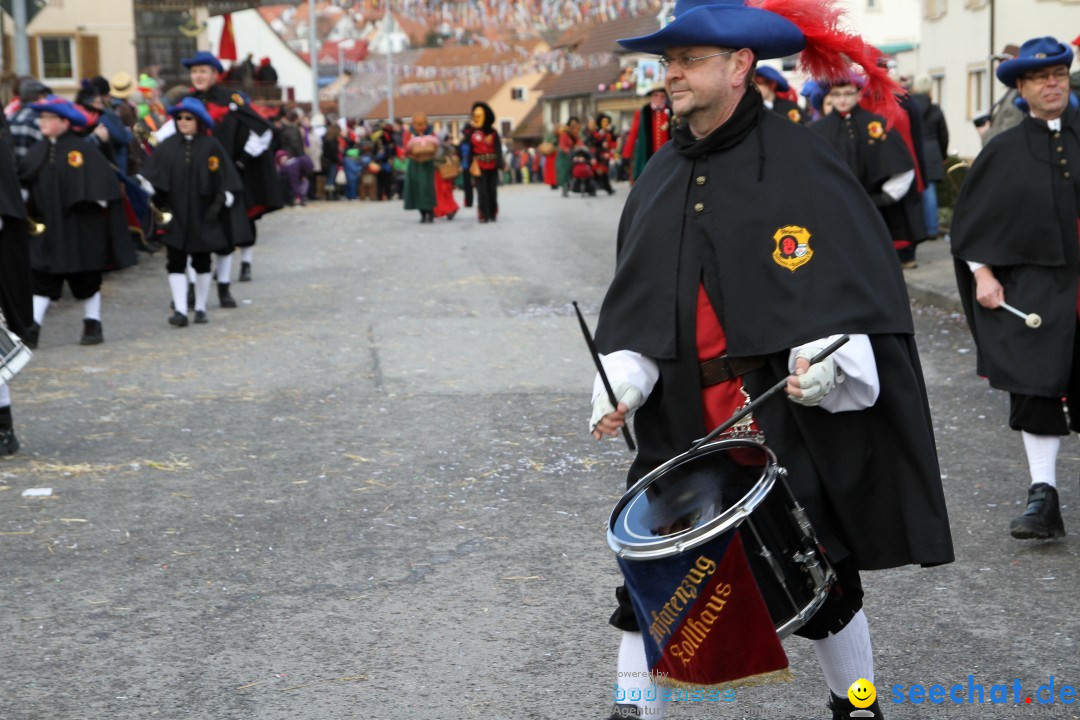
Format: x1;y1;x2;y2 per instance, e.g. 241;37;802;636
462;102;501;223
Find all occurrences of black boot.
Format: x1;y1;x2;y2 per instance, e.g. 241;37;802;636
0;406;18;455
606;704;642;719
21;323;40;350
239;262;252;282
217;282;238;309
80;319;103;345
829;692;883;719
1010;482;1066;539
168;311;189;327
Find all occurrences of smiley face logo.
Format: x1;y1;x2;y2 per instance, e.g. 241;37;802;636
848;678;876;708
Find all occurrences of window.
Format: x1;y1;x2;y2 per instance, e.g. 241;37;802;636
781;54;797;72
931;74;945;106
39;36;75;81
967;68;987;119
501;119;512;138
511;86;527;101
867;0;879;10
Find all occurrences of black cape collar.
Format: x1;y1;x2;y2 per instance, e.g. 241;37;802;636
672;88;763;159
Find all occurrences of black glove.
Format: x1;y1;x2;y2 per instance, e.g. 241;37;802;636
203;192;224;223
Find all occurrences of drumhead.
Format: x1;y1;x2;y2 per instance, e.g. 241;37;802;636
608;439;776;560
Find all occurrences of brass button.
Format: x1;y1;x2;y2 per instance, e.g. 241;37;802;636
1057;146;1064;152
694;202;704;212
1054;132;1061;139
1060;159;1068;166
1065;171;1071;178
696;175;707;185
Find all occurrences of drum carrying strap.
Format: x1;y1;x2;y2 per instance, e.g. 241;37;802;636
699;354;765;388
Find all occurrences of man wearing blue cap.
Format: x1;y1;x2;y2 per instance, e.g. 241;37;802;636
17;96;135;347
180;51;282;305
951;36;1080;541
754;65;807;124
589;0;952;717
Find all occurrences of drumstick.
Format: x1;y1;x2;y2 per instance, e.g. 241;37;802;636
999;302;1042;329
573;301;636;451
691;335;850;451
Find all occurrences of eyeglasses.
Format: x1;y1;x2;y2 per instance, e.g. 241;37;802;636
176;114;197;121
828;90;861;98
1020;67;1070;85
658;50;734;70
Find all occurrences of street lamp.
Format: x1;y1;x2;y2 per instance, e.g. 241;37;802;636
338;39;356;119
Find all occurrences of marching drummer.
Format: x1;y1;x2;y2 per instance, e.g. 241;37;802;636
950;36;1080;541
588;1;953;718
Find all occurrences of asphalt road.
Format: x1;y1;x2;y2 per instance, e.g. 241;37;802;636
1;184;1077;720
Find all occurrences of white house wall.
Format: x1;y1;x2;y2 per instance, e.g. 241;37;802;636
206;10;314;103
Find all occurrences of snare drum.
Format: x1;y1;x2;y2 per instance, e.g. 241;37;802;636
609;438;833;639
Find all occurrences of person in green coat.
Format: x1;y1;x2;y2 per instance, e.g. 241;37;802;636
555;117;580;197
403;112;438;223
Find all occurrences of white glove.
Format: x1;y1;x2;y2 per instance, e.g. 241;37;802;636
789;342;845;407
224;191;234;208
153;118;177;144
243;129;273;157
590;382;645;433
136;174;155;197
96;200;107;209
21;188;29;202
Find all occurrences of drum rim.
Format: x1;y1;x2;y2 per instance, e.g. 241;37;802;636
607;438;778;561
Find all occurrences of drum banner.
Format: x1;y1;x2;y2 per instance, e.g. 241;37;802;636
617;529;790;688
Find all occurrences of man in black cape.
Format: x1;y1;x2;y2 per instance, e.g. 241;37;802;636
810;78;926;269
18;96;135;346
0;113;32;453
139;97;248;327
754;65;808;124
589;1;952;717
182;51;283;302
950;36;1079;541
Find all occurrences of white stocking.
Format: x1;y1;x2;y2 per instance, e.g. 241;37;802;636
615;631;667;717
82;292;101;321
194;273;212;312
215;253;234;284
812;609;875;699
32;295;50;325
240;246;254;263
168;273;188;314
1022;432;1059;488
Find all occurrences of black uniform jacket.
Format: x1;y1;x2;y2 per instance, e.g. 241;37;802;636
188;85;284;222
811;106;926;244
951;107;1080;397
141;133;250;254
771;97;808;125
0;123;32;336
595;90;953;570
18;133;135;276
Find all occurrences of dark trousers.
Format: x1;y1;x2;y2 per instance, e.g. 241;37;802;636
475;169;498;220
462;172;474;207
165;246;212;274
32;270;102;301
1009;323;1080;435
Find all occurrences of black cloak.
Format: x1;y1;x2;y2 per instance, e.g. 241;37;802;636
0;121;32;337
810;105;926;245
950;107;1080;397
188;85;284;222
17;133;135;276
140;133;250;254
594;90;953;570
770;97;808;125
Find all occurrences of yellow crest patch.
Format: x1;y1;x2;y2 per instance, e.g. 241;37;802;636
772;225;813;272
208;155;220;172
867;121;884;140
67;150;84;168
787;108;801;123
231;93;245;106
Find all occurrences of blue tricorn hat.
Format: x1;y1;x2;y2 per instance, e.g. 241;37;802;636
167;96;214;128
996;37;1073;87
27;95;88;126
800;79;825;112
181;51;225;74
617;0;805;59
755;65;790;92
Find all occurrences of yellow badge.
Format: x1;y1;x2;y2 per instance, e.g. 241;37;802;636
787;108;801;123
231;93;246;106
67;150;84;168
867;121;884;140
772;225;813;272
208;155;220;172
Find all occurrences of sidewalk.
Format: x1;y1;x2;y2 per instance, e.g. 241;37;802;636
903;235;963;313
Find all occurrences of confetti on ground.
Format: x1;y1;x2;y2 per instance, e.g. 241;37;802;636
21;488;53;498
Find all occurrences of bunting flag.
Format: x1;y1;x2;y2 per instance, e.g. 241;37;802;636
218;13;238;62
344;0;663;31
616;529;791;689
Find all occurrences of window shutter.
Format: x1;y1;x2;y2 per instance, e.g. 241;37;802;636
78;34;99;79
28;35;38;77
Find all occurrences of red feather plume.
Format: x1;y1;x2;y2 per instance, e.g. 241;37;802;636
749;0;904;126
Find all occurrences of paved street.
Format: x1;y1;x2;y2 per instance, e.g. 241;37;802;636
1;184;1078;720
